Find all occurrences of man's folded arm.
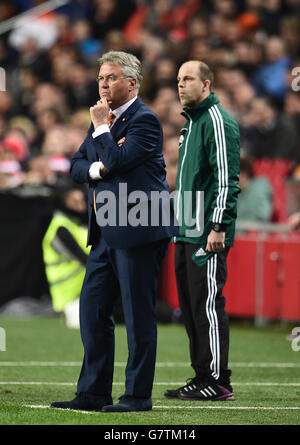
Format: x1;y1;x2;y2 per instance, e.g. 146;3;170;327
92;113;161;174
70;125;98;184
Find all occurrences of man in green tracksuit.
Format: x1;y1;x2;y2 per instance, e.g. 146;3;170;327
165;60;240;401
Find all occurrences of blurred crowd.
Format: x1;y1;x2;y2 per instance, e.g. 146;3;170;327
0;0;300;217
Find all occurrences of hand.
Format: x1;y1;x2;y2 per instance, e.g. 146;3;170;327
288;211;300;230
99;161;108;177
23;171;44;184
117;137;126;147
90;97;110;128
205;229;225;252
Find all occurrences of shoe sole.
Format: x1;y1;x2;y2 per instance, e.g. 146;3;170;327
50;405;106;411
164;392;180;399
178;394;235;402
102;407;152;412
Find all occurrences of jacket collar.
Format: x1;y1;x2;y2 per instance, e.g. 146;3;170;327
110;96;138;124
119;95;143;119
182;93;219;120
110;96;143;134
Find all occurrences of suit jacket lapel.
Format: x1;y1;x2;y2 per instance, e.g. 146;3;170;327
110;96;143;138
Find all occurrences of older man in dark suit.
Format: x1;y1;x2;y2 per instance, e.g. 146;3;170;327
51;51;177;413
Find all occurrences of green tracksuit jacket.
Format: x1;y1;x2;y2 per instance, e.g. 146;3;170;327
174;92;240;264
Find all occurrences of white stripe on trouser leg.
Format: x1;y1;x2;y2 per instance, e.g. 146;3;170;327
206;255;220;380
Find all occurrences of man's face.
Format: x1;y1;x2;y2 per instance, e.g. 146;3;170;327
248;98;274;127
66;190;87;214
97;63;136;110
177;61;208;108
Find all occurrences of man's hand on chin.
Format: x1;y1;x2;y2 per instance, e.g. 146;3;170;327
90;97;110;128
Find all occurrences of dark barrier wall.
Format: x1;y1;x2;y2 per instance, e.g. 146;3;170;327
0;190;53;306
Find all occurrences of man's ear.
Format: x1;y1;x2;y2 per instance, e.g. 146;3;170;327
128;77;137;91
203;79;211;92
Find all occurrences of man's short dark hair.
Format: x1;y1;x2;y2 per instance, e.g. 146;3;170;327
199;62;214;91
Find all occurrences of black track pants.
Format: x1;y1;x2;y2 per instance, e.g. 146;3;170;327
175;242;232;385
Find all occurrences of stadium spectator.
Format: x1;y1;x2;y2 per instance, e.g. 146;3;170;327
53;13;74;48
146;57;178;100
0;91;14;119
50;49;79;89
258;0;283;35
163;136;179;192
9;116;37;150
34;106;65;145
64;62;98;110
0;158;23;190
288;211;300;230
10;67;39;117
71;18;103;61
104;29;127;52
8;30;52;82
186;13;209;41
237;156;273;223
280;15;300;58
31;83;68;118
242;95;299;164
42;186;90;328
252;36;291;103
284;90;300;136
232;39;263;78
24;154;59;186
150;86;179;124
1;128;28;163
91;0;136;41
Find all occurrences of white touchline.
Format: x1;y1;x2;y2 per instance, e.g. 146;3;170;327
1;361;300;367
154;406;300;410
0;361;82;366
23;404;300;411
24;404;95;415
1;381;300;386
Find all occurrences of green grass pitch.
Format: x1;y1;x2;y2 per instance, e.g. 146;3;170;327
0;316;300;426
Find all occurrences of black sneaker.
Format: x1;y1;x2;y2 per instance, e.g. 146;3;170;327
178;382;235;401
164;377;200;399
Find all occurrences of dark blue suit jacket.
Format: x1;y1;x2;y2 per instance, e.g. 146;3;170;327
70;96;178;248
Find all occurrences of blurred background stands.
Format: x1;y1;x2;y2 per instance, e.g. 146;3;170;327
0;0;300;323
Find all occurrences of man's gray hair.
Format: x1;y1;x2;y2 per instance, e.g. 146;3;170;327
98;51;143;90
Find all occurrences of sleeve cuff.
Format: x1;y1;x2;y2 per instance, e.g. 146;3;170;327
92;124;110;138
89;162;103;180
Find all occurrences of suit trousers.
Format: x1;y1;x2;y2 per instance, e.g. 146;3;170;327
175;242;232;385
76;231;169;399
